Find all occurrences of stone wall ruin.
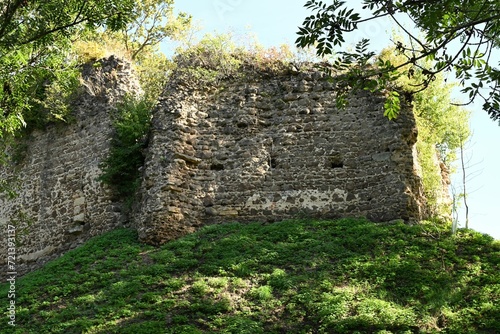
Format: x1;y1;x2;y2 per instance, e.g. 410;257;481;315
0;56;438;279
0;56;141;278
133;63;427;245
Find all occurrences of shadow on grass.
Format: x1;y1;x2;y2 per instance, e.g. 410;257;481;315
1;218;499;333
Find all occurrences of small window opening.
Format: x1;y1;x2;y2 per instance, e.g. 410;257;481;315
329;155;344;169
210;163;224;171
270;158;277;169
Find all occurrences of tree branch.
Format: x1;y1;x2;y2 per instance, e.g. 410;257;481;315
0;0;26;43
389;11;428;51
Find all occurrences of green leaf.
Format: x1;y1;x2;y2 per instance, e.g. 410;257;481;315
383;91;400;120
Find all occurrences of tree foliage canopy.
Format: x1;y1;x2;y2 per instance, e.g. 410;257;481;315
296;0;500;122
0;0;138;138
122;0;191;60
0;0;135;50
0;0;190;139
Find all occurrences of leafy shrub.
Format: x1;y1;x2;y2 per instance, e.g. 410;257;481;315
247;43;295;73
72;38;111;63
173;33;300;87
249;285;273;301
174;33;244;86
99;95;153;205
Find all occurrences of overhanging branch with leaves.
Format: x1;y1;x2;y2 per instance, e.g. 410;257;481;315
296;0;500;122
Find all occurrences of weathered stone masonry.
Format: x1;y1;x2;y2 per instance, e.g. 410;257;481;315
133;65;427;245
0;57;141;278
1;57;435;278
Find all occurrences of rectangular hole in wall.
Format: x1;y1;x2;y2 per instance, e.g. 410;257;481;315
329;155;344;169
210;163;224;171
270;158;277;169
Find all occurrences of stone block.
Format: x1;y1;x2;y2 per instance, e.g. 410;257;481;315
174;152;202;165
74;213;85;223
372;152;392;162
218;209;239;216
205;207;218;216
68;224;84;234
19;246;55;262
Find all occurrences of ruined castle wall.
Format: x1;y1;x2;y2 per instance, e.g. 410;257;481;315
0;56;141;278
134;67;426;245
0;57;435;277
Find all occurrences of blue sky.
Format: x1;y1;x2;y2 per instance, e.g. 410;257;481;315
167;0;500;239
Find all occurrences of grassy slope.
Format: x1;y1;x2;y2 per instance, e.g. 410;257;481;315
1;218;499;334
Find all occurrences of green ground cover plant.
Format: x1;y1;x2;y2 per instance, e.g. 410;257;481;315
1;218;499;333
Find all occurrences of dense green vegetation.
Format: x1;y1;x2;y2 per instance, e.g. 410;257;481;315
0;0;133;139
98;96;153;205
0;0;190;142
1;218;498;333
